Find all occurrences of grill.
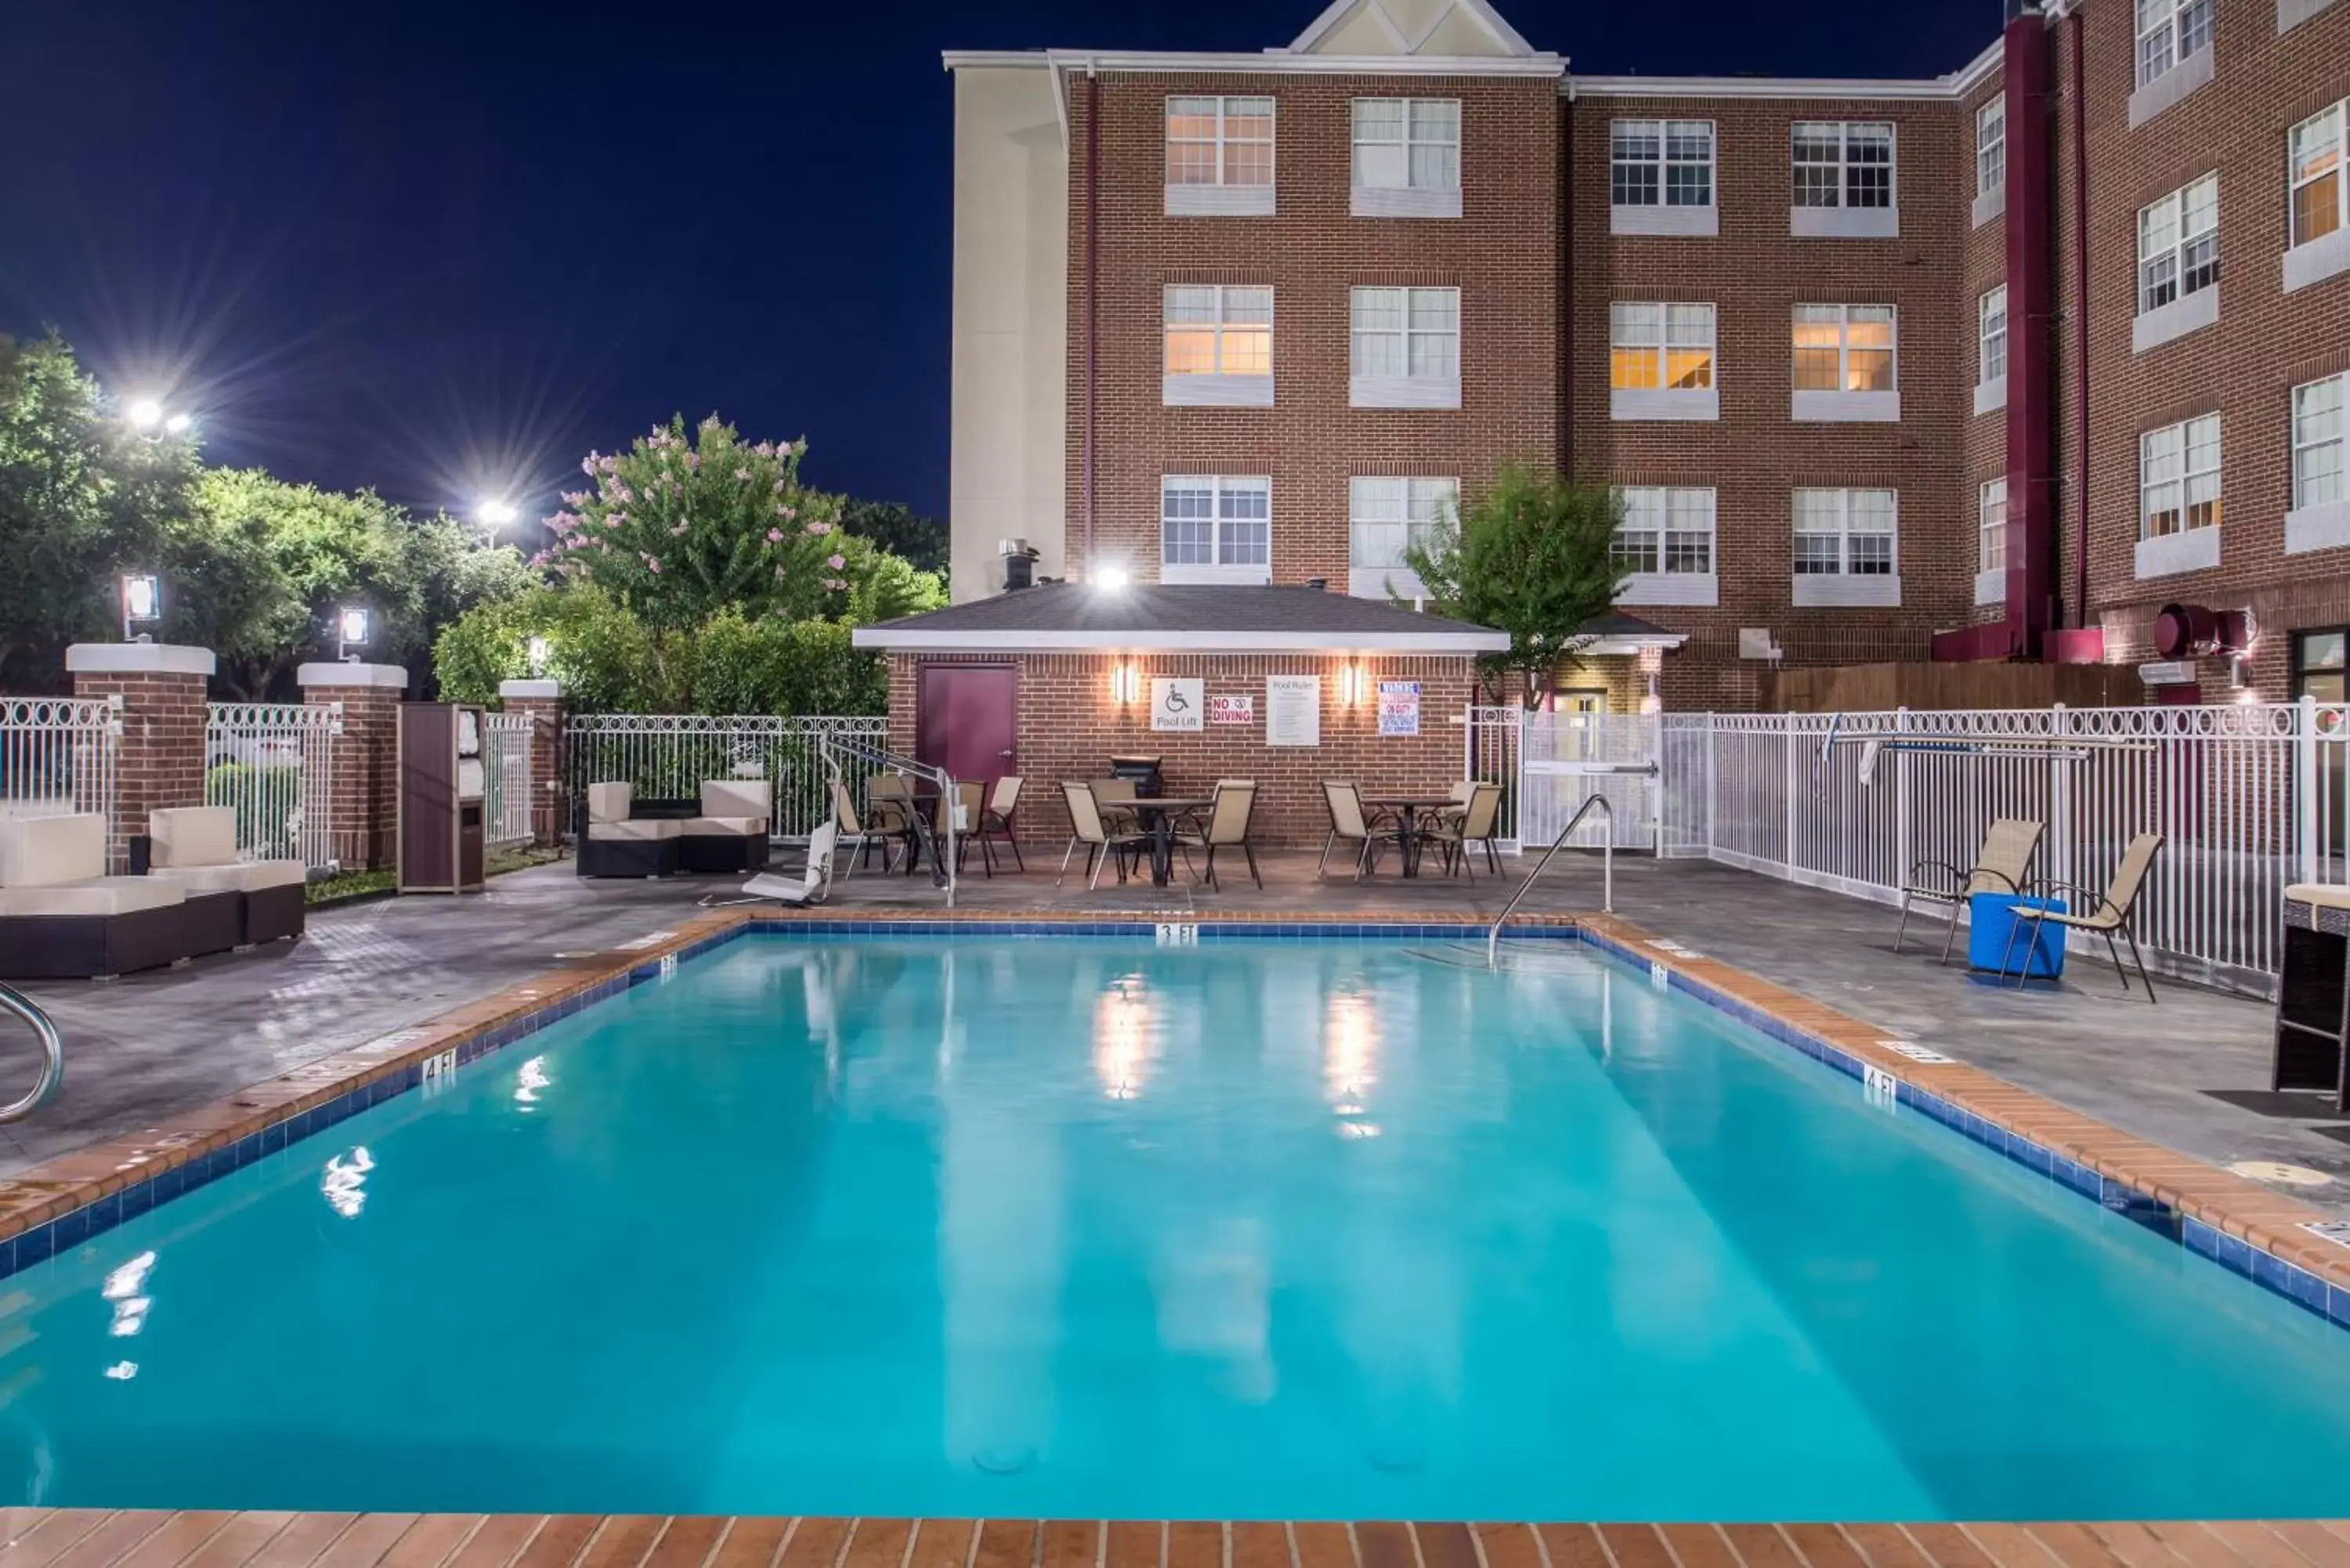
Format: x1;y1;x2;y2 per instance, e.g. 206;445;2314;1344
1107;754;1165;799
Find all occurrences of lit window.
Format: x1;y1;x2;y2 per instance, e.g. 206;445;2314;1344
1976;97;2006;202
1350;287;1459;381
2138;414;2222;539
1166;97;1275;188
1162;286;1273;378
1160;476;1270;573
1350;477;1458;572
1792;305;1896;392
1610;303;1716;392
1792;122;1895;210
1978;286;2008;388
2295;375;2345;512
2291;101;2346;250
2137;174;2219;314
1611;120;1715;208
1793;489;1898;576
1612;487;1717;576
2135;0;2213;88
1980;477;2009;573
1353;99;1459;192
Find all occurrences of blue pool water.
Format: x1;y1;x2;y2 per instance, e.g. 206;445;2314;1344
8;933;2350;1519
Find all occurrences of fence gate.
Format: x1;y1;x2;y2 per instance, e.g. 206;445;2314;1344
1462;706;1522;850
205;703;340;874
482;711;536;848
565;714;892;839
1518;710;1660;850
0;697;121;840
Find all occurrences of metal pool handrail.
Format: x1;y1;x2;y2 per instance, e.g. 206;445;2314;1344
821;737;958;908
1486;764;1658;968
0;982;63;1123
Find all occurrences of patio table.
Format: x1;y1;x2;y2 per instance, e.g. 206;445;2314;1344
1366;796;1461;878
1125;797;1210;887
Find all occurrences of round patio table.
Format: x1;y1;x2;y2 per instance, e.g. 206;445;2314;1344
1125;797;1211;887
1366;796;1463;878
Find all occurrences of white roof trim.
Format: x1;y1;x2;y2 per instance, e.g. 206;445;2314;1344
1028;47;1564;78
852;627;1509;655
1580;634;1690;654
1571;73;1963;101
941;50;1054;70
1285;0;1537;57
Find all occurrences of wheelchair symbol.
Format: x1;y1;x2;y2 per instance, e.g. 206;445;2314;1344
1161;685;1191;714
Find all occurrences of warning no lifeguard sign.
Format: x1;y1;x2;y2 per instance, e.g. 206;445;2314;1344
1378;679;1421;737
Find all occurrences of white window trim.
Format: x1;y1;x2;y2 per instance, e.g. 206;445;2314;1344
1613;486;1720;607
1164;96;1277;217
1791;304;1900;423
2135;0;2213;88
2281;0;2343;34
1791;488;1901;606
2286;102;2350;294
2288;374;2350;555
1349;286;1462;409
1610;118;1719;237
1610;302;1719;422
2133;175;2220;352
1348;475;1457;600
2128;0;2215;128
1351;98;1462;219
1790;121;1898;238
1162;285;1275;407
1976;286;2008;415
1976;477;2009;606
1159;475;1271;584
1975;98;2006;229
2134;414;2222;579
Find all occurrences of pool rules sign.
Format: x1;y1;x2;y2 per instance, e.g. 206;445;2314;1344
1266;674;1320;746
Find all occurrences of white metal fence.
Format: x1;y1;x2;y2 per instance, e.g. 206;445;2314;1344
483;711;536;848
205;703;340;874
1462;705;1522;849
0;697;120;836
565;714;891;838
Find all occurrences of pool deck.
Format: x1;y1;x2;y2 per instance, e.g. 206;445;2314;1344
3;1512;2348;1568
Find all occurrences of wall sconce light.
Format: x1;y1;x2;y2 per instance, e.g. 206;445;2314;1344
1338;664;1368;706
120;573;161;643
1109;663;1142;704
337;605;372;663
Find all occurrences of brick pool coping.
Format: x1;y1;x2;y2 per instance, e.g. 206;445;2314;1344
0;906;2345;1318
5;1513;2350;1568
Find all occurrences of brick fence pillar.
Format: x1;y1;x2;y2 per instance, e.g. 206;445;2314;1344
65;643;215;873
297;663;410;873
498;679;566;847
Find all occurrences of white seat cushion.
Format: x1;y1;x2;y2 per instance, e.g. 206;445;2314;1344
150;806;238;869
2289;883;2350;912
700;779;772;819
588;818;681;842
0;877;186;916
587;782;634;825
680;816;770;837
147;865;251;895
0;814;107;888
233;858;309;891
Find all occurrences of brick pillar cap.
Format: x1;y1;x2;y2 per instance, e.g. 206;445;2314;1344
66;642;215;677
498;678;562;699
296;662;410;689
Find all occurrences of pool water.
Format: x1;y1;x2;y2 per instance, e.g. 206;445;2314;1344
7;934;2350;1519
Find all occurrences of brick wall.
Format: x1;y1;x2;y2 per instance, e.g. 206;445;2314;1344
888;652;1479;849
69;671;207;873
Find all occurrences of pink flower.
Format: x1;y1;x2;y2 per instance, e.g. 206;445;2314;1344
754;441;776;457
766;528;783;543
562;491;587;507
803;519;831;537
528;551;548;567
824;576;848;591
644;555;662;574
684;453;700;471
826;553;847;571
580;451;600;475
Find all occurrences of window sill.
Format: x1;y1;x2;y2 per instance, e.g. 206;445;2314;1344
2285;228;2350;294
2281;0;2340;31
1791;573;1901;609
1618;571;1719;609
1793;389;1900;423
1350;566;1430;602
1611;388;1719;422
1351;375;1461;410
2134;527;2220;580
1163;185;1276;218
1611;204;1719;237
1790;206;1899;240
1974;567;2006;607
1974;378;2007;417
2132;287;2218;353
2128;45;2214;129
1353;186;1461;219
1972;189;2005;229
1162;374;1274;408
2287;500;2350;556
1160;564;1271;586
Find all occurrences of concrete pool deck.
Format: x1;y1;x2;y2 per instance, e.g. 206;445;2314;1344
5;851;2341;1216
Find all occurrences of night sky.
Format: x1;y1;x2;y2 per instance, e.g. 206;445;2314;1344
0;0;1994;527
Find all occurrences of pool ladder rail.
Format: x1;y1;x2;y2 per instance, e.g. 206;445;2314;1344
0;982;63;1124
1487;768;1658;969
819;736;960;908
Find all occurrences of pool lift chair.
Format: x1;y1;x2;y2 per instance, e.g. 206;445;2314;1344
720;739;961;909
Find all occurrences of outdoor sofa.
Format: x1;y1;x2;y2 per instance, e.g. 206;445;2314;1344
577;780;773;878
144;806;309;948
0;813;236;980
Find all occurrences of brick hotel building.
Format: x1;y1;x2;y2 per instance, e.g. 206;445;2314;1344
924;0;2350;714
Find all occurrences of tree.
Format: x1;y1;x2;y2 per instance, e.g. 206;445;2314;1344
432;583;663;714
1401;462;1632;705
839;498;947;575
837;534;945;624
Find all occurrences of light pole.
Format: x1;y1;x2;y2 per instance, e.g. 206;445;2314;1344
475;499;519;529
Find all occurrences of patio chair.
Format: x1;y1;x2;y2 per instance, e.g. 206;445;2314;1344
0;813;230;980
865;773;925;873
742;818;837;909
977;776;1025;873
2001;832;2166;1003
146;804;308;947
949;780;997;878
1058;781;1151;889
1173;780;1262;891
1091;776;1144;832
1424;782;1503;880
830;780;900;876
1318;781;1406;881
1893;817;2045;964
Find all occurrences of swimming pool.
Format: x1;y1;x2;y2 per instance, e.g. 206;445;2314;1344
6;929;2350;1520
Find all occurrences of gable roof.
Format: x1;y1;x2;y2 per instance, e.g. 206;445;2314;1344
851;583;1509;655
1284;0;1535;57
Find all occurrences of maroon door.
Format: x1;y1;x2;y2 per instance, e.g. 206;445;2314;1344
916;665;1020;787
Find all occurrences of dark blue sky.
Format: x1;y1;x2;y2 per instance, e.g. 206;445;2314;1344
0;0;1994;525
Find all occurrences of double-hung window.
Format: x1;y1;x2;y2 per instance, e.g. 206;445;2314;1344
1975;96;2006;226
1164;97;1275;216
1977;477;2009;606
1160;475;1271;583
1350;287;1461;408
1791;304;1899;422
2287;102;2350;293
2130;0;2215;125
1610;119;1718;236
1976;286;2008;415
1791;121;1897;238
1162;285;1274;406
2135;414;2222;578
1791;489;1900;605
1352;99;1461;218
2288;375;2349;555
1609;302;1718;421
1348;476;1457;598
1613;487;1719;607
2135;174;2219;349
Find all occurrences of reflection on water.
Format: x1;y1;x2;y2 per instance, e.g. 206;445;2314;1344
1093;974;1157;1102
320;1147;374;1219
1324;989;1380;1137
